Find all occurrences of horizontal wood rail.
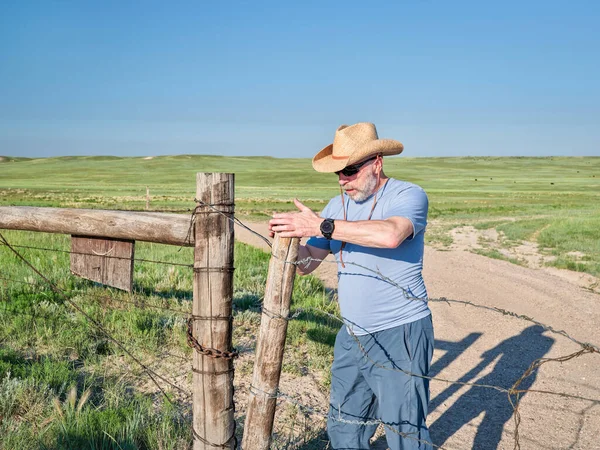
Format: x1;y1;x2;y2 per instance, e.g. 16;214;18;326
0;206;194;246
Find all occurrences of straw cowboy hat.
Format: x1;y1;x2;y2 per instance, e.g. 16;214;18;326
312;122;404;173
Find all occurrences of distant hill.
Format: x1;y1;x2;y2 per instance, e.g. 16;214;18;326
0;156;32;163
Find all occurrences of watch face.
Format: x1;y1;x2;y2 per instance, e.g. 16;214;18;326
321;220;334;234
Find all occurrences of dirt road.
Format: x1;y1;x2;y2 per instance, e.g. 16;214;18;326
235;221;600;449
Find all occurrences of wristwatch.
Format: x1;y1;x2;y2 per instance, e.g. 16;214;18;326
320;218;335;240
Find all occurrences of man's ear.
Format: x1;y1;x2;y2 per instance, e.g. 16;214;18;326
375;154;383;172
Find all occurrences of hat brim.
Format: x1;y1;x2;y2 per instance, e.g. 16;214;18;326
312;139;404;173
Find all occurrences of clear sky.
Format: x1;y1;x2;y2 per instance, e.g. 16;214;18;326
1;1;598;158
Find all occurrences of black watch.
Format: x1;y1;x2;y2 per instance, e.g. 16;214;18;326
320;218;335;240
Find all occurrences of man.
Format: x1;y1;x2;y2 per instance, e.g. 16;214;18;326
269;122;434;450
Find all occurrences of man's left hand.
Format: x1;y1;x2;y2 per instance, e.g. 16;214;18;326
268;199;321;238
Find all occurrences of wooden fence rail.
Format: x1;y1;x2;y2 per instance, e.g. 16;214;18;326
0;206;194;246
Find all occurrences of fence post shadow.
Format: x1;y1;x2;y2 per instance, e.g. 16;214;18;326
428;325;554;449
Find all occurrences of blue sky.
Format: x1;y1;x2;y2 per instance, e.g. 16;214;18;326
1;1;598;158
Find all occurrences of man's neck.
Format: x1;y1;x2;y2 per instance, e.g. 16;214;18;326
375;174;389;192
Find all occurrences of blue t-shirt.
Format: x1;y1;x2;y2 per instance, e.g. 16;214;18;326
306;178;430;335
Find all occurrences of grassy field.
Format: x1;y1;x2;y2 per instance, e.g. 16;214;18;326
0;155;599;448
2;155;599;275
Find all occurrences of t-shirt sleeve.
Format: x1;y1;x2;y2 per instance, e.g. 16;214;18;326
306;200;332;251
385;185;428;239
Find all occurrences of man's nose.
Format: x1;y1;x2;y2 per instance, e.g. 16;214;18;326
338;172;352;184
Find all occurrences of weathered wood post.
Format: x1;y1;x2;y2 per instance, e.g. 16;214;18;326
242;234;300;450
192;173;236;450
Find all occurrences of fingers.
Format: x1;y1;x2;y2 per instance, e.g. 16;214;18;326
270;217;288;224
270;224;293;233
270;199;314;238
269;220;304;238
293;198;310;212
276;231;297;238
272;212;294;219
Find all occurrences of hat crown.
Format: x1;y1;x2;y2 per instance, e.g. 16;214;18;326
311;121;403;173
332;123;379;158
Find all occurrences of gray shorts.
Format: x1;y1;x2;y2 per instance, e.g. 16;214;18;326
327;315;434;450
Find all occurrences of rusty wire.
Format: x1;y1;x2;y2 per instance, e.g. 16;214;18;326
185;200;240;448
0;302;56;322
69;287;192;315
249;383;449;449
0;241;194;267
186;317;239;360
292;255;600;354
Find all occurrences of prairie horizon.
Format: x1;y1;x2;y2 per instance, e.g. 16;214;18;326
2;154;599;277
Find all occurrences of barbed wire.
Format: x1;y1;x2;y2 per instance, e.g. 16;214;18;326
0;241;194;267
193;198;272;249
114;208;197;214
249;383;448;449
285;305;600;403
248;327;598;450
0;273;193;316
77;290;192;315
252;300;599;449
0;302;58;322
289;255;600;354
0;275;45;286
0;232;192;402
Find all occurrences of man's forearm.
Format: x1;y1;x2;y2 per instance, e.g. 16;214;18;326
269;198;414;249
330;217;414;249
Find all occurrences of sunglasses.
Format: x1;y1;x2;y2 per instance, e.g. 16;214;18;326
335;156;377;176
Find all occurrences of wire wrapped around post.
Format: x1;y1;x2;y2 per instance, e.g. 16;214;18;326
192;173;236;450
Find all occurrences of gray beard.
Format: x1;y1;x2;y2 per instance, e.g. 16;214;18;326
347;173;378;203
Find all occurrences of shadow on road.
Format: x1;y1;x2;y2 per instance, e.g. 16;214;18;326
429;325;554;449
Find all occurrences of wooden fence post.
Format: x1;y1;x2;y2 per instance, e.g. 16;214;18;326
192;173;236;450
242;234;300;450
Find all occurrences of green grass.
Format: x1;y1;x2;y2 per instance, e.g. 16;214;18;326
0;229;336;449
470;212;600;276
537;215;600;275
473;248;525;266
1;155;598;220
